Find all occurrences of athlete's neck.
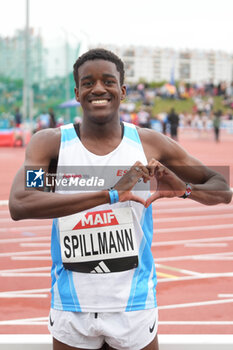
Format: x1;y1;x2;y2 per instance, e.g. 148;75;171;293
80;118;122;140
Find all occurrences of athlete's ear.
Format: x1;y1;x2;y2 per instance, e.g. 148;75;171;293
74;87;80;102
120;85;127;101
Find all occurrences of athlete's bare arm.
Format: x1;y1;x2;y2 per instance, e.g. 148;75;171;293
139;128;232;206
9;126;232;221
9;129;110;220
9;128;148;221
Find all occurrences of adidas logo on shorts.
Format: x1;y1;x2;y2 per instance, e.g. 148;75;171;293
91;261;110;273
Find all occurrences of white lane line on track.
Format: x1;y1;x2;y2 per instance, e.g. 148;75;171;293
0;292;48;298
152;192;233;206
185;243;228;247
0;217;50;223
0;236;50;244
158;298;233;310
153;205;233;214
218;294;233;298
0;266;50;275
197;256;233;261
155;251;233;262
154;223;233;233
153;213;233;223
157;272;233;283
0;249;50;257
0;272;50;277
20;243;50;247
0;225;51;232
0;266;50;273
0;288;50;299
156;263;202;276
11;256;51;261
0;288;50;294
152;235;233;247
159;321;233;325
0;211;10;216
0;316;48;325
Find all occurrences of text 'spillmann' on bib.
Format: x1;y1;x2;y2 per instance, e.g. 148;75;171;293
59;208;139;273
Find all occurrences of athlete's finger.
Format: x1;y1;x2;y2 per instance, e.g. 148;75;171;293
145;192;161;207
130;193;146;206
147;158;158;177
155;164;167;179
132;162;150;182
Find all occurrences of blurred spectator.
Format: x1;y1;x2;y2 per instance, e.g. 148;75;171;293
228;109;233;120
14;107;22;127
130;111;139;125
192;112;202;136
167;108;179;141
13;128;24;147
39;111;50;129
49;108;56;128
120;109;131;123
56;117;64;127
158;112;168;135
138;107;150;128
213;110;222;142
182;111;192;128
74;116;82;124
137;83;145;100
200;111;209;134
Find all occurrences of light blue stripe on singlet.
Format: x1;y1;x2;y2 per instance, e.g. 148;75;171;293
123;123;141;144
50;220;62;308
50;219;81;311
61;125;77;143
126;205;157;311
145;262;157;309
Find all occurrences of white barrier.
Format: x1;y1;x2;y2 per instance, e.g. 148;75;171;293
159;335;233;349
0;335;52;350
1;334;233;349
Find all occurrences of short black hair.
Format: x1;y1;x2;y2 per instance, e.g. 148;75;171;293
73;48;125;87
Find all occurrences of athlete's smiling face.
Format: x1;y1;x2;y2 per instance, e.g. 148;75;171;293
74;59;126;123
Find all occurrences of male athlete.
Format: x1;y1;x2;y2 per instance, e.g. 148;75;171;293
9;49;232;350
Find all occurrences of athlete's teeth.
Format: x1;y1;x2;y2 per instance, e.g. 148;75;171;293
92;100;108;104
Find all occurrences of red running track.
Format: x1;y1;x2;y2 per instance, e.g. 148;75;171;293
0;128;233;335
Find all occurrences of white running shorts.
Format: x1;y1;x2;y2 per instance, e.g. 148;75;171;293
48;307;158;350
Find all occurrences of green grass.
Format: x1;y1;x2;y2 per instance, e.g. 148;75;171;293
212;96;226;113
152;97;195;115
136;96;227;117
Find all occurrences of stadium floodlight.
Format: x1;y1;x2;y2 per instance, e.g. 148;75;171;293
23;0;33;136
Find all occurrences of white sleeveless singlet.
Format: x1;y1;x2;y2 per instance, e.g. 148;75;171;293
50;122;157;312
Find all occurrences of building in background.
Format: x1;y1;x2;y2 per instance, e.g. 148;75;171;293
0;29;45;85
96;44;233;85
0;29;81;82
0;32;232;85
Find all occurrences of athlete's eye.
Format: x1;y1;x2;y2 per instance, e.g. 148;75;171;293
105;80;115;86
82;81;93;87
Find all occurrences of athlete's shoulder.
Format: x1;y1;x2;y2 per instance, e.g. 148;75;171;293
26;127;61;161
137;126;171;149
30;127;61;146
137;126;186;162
137;126;162;140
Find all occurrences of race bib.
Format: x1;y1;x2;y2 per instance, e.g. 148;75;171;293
59;207;138;273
